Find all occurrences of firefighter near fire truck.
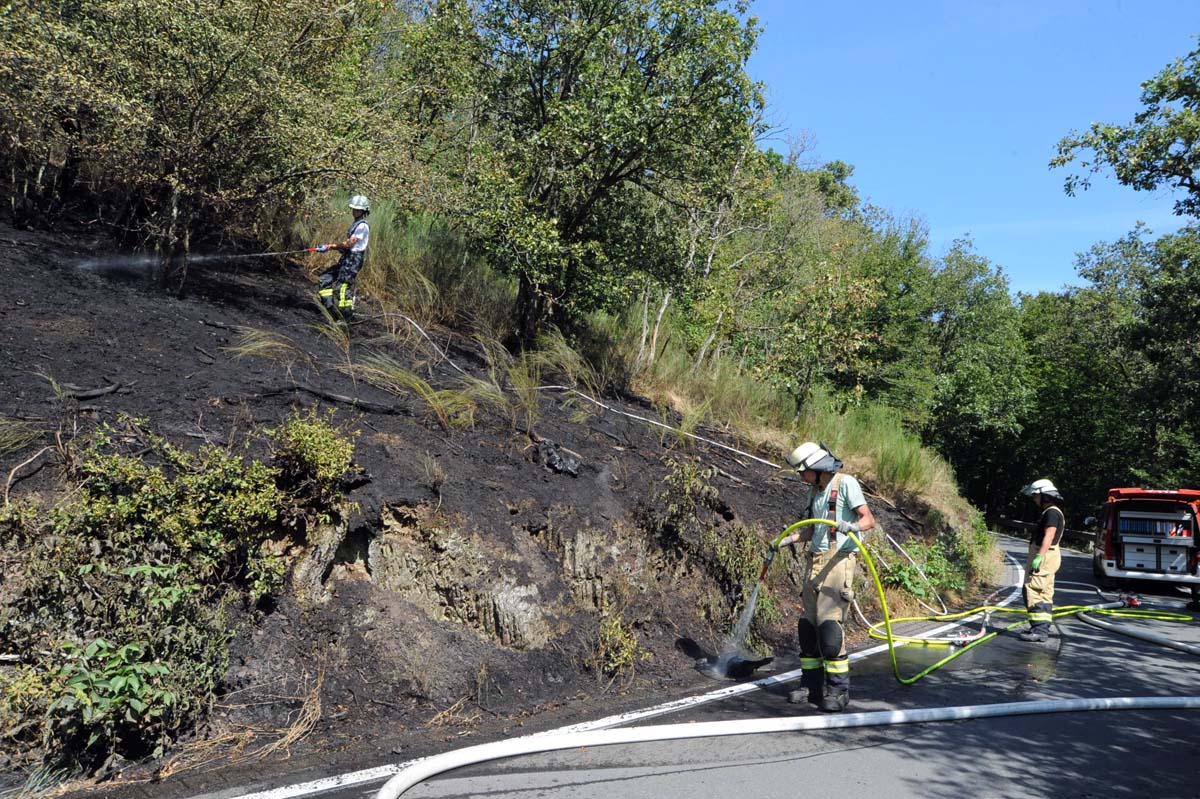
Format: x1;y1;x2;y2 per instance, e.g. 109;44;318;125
1020;478;1065;642
774;441;876;712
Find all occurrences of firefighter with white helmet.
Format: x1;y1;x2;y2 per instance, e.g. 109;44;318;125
1019;478;1065;642
313;194;371;322
775;441;875;712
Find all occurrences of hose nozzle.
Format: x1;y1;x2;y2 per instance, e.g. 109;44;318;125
758;548;775;582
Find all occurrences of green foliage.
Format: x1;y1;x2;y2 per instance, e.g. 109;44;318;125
0;416;358;772
1005;225;1200;512
467;0;764;341
269;407;358;503
366;209;520;341
1052;40;1200;219
920;241;1030;505
1127;228;1200;488
66;426;283;582
882;540;963;600
0;0;410;248
701;522;781;630
881;511;998;601
47;639;176;761
637;459;780;630
639;458;724;554
759;264;885;404
594;613;651;679
955;509;1002;584
1011;241;1149;511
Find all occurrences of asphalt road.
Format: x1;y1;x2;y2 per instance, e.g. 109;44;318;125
196;536;1200;799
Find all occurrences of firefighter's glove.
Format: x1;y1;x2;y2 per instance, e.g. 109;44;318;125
835;520;860;534
316;244;329;252
1031;554;1044;573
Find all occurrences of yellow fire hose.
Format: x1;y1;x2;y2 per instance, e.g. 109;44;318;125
770;519;1195;685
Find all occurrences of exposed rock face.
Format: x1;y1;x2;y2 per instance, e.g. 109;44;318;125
290;519;349;605
369;504;554;649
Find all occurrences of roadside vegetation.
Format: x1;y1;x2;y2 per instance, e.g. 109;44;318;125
7;1;1199;517
3;0;1200;780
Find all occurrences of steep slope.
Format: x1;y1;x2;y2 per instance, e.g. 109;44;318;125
0;219;923;790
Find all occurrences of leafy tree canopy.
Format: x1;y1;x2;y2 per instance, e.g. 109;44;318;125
466;0;765;341
1052;39;1200;218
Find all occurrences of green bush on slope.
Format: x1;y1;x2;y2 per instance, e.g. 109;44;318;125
0;411;355;774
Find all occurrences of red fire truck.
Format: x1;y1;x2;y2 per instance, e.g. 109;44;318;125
1092;488;1200;606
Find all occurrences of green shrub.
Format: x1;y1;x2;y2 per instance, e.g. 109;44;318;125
0;415;358;773
638;458;723;553
46;639;176;761
701;521;781;632
942;509;1001;584
881;539;966;600
639;459;779;633
268;407;357;516
595;614;650;678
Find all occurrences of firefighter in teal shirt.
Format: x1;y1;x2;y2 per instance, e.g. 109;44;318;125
775;441;875;712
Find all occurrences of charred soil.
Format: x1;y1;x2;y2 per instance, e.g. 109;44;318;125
0;219;924;796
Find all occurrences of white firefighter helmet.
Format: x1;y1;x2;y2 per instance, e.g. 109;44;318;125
347;194;371;212
785;441;843;473
1022;478;1062;499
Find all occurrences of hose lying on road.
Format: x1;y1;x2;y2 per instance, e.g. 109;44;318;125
374;696;1200;799
1076;611;1200;656
377;523;1200;797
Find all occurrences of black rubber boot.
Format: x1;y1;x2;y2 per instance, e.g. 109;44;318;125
819;656;850;713
788;668;824;705
792;619;823;705
1019;602;1052;641
818;689;849;713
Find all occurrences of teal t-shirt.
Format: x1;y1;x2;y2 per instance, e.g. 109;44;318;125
807;473;867;553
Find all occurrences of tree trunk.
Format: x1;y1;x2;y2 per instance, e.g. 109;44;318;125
636;285;650;365
516;272;548;349
648;289;671;365
696;308;725;366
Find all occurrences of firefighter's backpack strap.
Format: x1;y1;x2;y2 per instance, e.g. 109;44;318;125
828;473;843;544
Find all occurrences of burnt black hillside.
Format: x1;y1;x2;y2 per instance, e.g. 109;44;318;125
0;219;925;794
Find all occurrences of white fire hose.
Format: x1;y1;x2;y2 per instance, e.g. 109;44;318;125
375;696;1200;798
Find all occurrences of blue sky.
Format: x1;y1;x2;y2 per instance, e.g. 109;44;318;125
745;0;1199;295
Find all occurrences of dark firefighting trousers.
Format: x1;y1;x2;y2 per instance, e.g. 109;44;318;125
318;250;363;320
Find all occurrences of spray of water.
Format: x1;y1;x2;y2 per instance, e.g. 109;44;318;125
76;250;299;273
729;581;761;648
76;255;164;273
698;581;773;680
177;253;229;264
